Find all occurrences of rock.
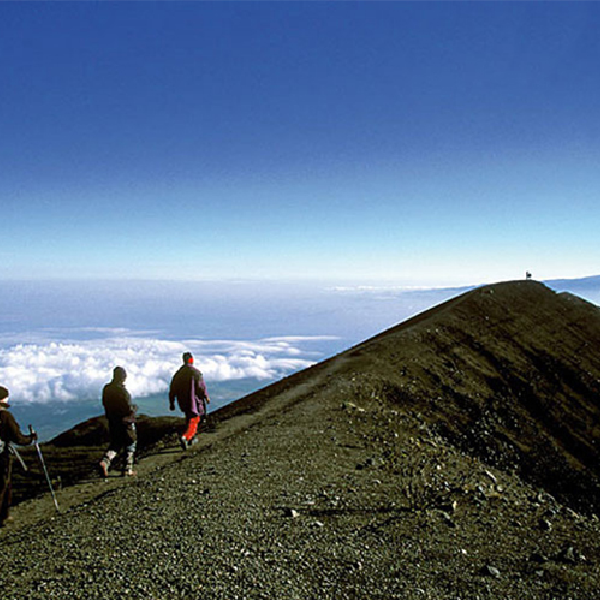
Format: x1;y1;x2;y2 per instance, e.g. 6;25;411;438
530;552;547;564
441;512;456;528
557;546;586;564
484;470;497;484
482;565;501;579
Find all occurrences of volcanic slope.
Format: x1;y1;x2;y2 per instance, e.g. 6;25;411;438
2;280;600;599
330;279;600;513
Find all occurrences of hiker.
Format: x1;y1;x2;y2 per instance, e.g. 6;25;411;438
0;386;37;526
99;367;137;477
169;352;210;450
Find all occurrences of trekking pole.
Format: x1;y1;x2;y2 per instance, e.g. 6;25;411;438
9;444;27;472
28;425;59;513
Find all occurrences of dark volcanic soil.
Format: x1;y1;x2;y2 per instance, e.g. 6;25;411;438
2;280;600;599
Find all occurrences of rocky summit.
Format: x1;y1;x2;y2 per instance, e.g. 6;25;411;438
2;280;600;599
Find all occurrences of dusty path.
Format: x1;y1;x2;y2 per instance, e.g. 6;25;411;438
2;369;600;599
3;367;327;535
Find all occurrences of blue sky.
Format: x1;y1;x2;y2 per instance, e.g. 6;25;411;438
1;2;599;286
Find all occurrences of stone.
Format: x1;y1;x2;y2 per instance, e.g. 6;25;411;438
482;565;501;579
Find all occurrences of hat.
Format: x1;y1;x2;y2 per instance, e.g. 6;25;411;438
183;352;194;364
0;386;9;407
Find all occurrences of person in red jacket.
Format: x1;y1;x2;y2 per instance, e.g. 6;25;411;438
0;386;37;526
169;352;210;450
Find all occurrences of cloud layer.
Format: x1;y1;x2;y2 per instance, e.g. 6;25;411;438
0;335;335;403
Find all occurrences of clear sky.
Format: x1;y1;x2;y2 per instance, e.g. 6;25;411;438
1;2;599;286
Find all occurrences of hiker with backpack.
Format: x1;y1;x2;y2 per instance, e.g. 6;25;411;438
0;386;37;526
169;352;210;450
99;367;137;477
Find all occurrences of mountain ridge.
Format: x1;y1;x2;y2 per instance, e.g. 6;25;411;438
12;279;600;512
4;279;600;599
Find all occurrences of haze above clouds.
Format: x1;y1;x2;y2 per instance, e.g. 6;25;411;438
0;279;467;405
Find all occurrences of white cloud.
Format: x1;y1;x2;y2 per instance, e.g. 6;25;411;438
0;335;331;403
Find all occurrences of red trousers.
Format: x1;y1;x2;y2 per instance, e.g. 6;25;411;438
183;416;201;441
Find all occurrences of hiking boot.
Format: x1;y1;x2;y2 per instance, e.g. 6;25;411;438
180;436;187;451
98;461;109;478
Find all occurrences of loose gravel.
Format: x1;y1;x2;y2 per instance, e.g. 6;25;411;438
2;386;600;600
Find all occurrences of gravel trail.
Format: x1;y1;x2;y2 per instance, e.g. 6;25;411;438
2;385;600;600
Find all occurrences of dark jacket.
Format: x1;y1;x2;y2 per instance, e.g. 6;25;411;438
102;380;135;424
0;409;34;457
169;365;208;416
